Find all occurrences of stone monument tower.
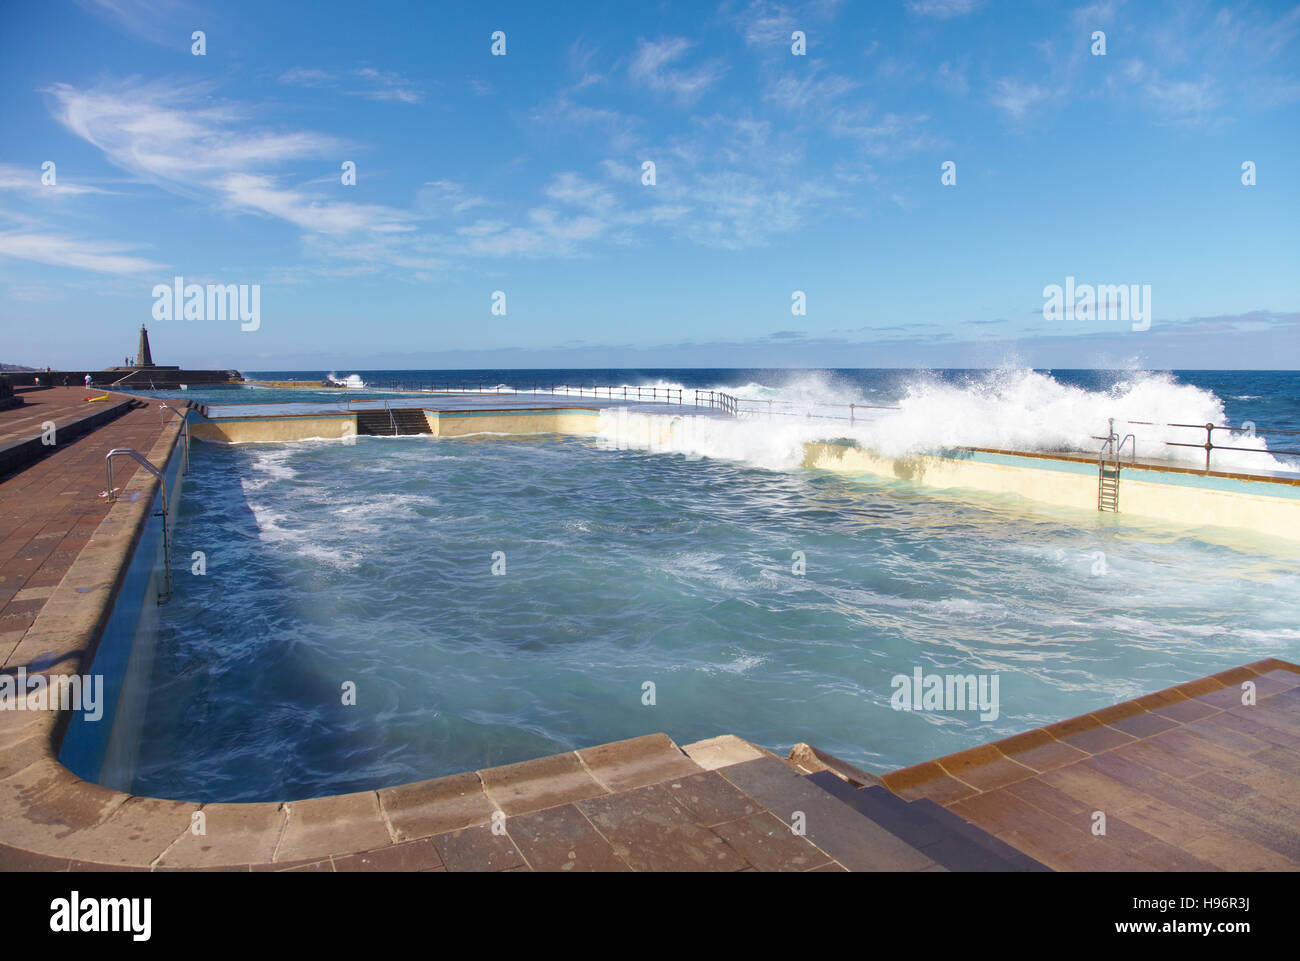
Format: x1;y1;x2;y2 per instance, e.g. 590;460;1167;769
136;324;154;368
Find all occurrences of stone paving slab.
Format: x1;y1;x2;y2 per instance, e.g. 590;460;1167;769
883;658;1300;872
0;387;141;479
0;393;169;653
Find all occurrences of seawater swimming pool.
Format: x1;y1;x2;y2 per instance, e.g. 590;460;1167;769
115;429;1300;803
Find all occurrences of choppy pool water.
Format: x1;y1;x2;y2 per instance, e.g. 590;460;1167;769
131;433;1300;802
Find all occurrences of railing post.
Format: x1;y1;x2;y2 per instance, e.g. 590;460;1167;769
1205;423;1214;472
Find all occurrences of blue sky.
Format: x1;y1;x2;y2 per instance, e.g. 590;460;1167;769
1;0;1297;370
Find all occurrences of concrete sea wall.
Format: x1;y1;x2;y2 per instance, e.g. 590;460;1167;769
804;442;1300;542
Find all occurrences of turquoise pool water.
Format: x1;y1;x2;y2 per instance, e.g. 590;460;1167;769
128;432;1300;802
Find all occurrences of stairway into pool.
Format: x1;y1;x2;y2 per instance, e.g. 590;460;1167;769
355;408;432;436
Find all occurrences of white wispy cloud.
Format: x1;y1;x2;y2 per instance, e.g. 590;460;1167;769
75;0;201;47
280;66;424;103
905;0;983;18
418;180;489;217
628;37;726;104
0;164;113;196
48;80;411;236
989;78;1051;120
0;231;163;274
763;67;856;111
279;67;334;87
352;68;423;104
733;0;846;51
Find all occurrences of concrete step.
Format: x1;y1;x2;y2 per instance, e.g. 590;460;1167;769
354;408;431;436
355;410;395;435
0;391;142;479
716;755;942;871
906;795;1053;872
391;409;431;435
804;770;1049;872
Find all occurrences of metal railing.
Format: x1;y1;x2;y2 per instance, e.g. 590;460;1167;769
158;403;189;472
1124;420;1300;472
357;381;742;416
734;398;900;422
1092;419;1137;468
103;448;173;604
693;390;738;415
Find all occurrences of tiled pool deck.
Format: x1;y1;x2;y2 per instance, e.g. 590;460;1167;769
1;390;166;661
1;395;1296;871
883;659;1300;871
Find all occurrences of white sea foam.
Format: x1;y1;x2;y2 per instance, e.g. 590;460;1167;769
592;367;1285;473
240;448;299;491
326;372;366;389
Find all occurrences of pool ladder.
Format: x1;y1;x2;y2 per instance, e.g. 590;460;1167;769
103;446;178;605
1097;418;1136;512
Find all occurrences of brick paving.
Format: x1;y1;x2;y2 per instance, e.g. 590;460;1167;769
882;659;1300;871
0;386;123;449
0;391;168;666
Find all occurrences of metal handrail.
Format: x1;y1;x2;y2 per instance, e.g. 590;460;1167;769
158;403;189;472
104;448;172;604
363;381;741;417
1125;420;1300;472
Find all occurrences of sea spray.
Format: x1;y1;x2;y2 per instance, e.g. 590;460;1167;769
592;367;1284;473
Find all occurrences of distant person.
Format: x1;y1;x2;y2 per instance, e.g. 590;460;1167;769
34;377;40;387
84;374;92;387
